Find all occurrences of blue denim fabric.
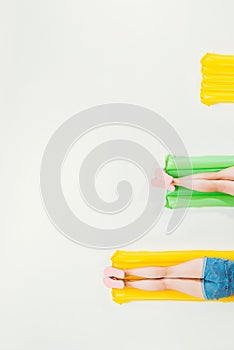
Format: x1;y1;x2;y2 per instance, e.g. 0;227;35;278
202;257;234;300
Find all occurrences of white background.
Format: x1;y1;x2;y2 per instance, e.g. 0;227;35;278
1;1;234;349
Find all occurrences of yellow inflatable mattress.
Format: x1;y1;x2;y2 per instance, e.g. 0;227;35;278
111;250;234;304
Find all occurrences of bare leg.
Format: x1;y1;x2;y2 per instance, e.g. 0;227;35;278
124;258;204;279
166;258;204;278
126;278;204;299
165;278;204;299
174;178;234;196
126;279;166;291
174;166;234;181
216;180;234;195
124;266;167;279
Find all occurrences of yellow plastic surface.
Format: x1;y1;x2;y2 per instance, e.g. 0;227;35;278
111;250;234;304
200;53;234;106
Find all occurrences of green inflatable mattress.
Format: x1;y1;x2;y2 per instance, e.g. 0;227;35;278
165;155;234;209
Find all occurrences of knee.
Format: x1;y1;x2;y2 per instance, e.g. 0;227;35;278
164;266;169;278
163;278;172;290
216;181;228;194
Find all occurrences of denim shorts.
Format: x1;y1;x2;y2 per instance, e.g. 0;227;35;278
202;257;234;300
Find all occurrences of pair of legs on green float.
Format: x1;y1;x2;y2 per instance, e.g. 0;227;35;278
152;166;234;195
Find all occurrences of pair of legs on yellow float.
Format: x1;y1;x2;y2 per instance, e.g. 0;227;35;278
104;259;205;298
121;258;204;299
104;257;234;300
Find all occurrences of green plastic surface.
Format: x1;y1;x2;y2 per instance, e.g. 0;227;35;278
165;155;234;209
